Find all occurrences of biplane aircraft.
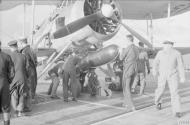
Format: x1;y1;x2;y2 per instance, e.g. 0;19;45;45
1;1;190;124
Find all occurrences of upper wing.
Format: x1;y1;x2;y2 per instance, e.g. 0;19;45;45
1;0;190;20
118;0;190;20
0;0;61;11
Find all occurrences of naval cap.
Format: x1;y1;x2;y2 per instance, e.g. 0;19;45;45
8;40;17;46
19;37;27;44
163;40;174;45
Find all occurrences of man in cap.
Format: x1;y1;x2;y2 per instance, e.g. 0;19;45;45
120;35;139;111
0;41;15;125
47;60;64;99
131;42;150;95
20;38;37;103
60;51;81;102
153;40;185;118
8;40;29;117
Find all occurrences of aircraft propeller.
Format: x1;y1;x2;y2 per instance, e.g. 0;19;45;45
121;22;153;48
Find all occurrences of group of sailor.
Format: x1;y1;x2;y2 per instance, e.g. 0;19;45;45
45;34;185;119
0;33;186;125
0;38;37;125
121;35;185;118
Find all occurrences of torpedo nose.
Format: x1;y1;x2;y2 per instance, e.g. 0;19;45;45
107;44;119;56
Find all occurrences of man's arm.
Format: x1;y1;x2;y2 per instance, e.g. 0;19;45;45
145;52;150;74
24;55;30;78
120;47;129;61
48;64;58;77
7;55;15;83
177;52;185;82
22;50;31;65
152;52;160;76
31;49;38;67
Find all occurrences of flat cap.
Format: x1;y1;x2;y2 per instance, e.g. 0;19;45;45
89;67;96;70
139;42;144;46
163;40;174;45
8;40;17;46
19;38;27;44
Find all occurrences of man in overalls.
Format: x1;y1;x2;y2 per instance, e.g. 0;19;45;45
120;35;139;111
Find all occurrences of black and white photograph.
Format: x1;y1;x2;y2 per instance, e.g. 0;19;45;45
0;0;190;125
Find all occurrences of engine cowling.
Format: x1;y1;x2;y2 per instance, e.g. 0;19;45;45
83;0;121;41
54;0;121;44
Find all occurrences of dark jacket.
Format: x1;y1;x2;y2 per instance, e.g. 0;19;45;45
20;45;37;68
0;49;15;91
63;55;81;72
48;62;64;77
9;50;29;88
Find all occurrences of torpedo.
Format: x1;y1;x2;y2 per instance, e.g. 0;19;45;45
78;44;119;71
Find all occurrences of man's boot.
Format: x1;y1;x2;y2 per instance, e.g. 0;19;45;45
3;113;10;125
17;111;26;117
175;112;182;118
4;120;10;125
156;103;162;110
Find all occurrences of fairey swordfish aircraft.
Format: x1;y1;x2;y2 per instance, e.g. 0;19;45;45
1;0;190;78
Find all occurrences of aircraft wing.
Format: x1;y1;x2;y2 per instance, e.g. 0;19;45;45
1;0;190;20
118;0;190;20
0;0;61;11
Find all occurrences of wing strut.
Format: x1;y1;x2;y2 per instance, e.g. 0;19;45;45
31;0;35;45
38;40;72;79
149;13;153;46
32;0;67;49
168;2;171;18
46;51;57;64
23;4;26;37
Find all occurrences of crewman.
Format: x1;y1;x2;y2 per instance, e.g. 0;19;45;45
131;42;150;95
120;35;139;111
0;41;14;125
47;60;64;99
87;68;100;96
8;40;29;117
20;38;37;103
153;41;185;118
112;59;123;91
60;52;81;102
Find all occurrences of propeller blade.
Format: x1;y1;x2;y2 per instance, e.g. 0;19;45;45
52;11;104;39
121;22;153;48
33;11;103;49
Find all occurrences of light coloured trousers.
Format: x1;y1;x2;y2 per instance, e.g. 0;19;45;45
47;76;60;96
11;84;25;112
132;72;146;94
122;70;136;108
155;73;181;114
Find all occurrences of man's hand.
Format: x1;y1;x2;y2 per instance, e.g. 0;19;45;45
118;48;122;54
180;78;185;83
147;69;150;74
